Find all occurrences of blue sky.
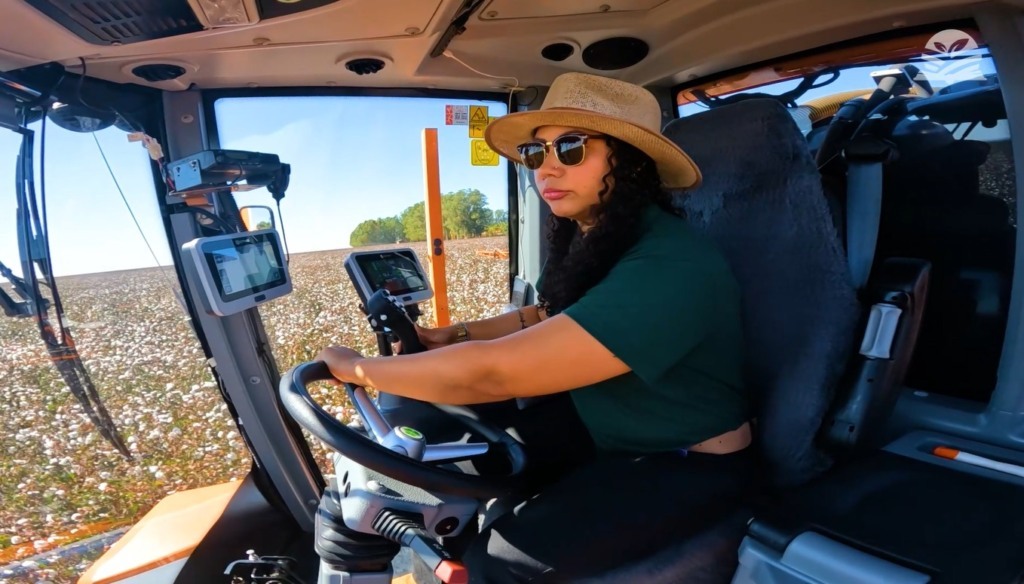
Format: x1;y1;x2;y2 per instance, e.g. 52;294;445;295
0;95;509;276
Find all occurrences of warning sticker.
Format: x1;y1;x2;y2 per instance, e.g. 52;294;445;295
445;105;470;125
468;106;490;138
470;105;489;124
471;139;499;166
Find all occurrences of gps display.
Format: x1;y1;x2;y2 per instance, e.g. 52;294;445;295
344;249;432;306
182;229;292;316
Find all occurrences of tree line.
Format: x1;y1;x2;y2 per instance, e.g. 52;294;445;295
349;189;508;247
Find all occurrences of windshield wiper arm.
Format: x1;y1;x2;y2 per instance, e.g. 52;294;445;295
4;114;133;460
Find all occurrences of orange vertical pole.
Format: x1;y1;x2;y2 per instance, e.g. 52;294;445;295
423;128;450;327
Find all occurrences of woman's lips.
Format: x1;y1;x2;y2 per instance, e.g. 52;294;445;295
542;189;569;201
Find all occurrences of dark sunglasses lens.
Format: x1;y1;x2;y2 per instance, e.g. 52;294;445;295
554;135;587;166
518;143;546;169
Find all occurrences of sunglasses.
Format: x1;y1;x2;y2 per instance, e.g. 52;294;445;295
516;133;604;170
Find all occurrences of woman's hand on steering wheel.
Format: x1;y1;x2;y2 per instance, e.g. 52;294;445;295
315;345;364;383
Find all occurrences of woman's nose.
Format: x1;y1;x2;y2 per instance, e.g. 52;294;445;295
536;151;562;180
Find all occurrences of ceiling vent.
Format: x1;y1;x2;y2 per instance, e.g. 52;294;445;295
345;58;386;76
582;37;649;70
541;43;575;62
132;64;188;83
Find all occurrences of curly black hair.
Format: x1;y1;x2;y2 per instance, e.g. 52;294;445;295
537;136;682;315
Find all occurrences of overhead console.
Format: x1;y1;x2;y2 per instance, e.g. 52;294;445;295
23;0;347;44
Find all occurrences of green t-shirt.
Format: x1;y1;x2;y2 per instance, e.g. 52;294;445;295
539;205;748;453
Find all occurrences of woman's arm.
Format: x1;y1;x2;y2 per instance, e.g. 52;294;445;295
420;304;548;347
318;312;627;404
462;304;546;340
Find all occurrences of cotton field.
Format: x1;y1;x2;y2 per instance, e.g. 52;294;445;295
0;237;510;583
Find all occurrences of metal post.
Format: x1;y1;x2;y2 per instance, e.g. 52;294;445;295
422;129;450;327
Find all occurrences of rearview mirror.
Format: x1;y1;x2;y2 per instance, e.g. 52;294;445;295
240;205;275;231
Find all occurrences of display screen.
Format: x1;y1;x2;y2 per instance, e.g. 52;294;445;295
202;232;287;302
353;250;428;296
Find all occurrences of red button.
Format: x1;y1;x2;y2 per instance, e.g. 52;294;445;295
434;560;469;584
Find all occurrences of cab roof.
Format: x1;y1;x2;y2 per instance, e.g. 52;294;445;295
0;0;983;93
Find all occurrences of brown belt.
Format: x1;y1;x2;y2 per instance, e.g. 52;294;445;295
687;421;752;455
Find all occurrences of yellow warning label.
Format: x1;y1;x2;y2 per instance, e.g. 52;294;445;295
471;139;499;166
470;105;489;124
468;106;491;138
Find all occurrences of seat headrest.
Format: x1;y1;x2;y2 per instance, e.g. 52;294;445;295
663;99;861;487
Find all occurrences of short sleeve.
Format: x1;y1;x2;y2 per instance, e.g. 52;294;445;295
563;252;719;384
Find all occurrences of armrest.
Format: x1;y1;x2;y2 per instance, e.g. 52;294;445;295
821;257;931;453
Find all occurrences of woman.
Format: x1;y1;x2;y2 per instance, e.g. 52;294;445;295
317;72;754;582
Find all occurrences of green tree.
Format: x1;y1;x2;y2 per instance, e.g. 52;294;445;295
358;189;503;244
349;216;405;247
255;220;272;230
400;202;427;242
440;189;493;239
484;209;508;236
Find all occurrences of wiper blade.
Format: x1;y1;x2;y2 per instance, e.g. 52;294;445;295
4;111;133;460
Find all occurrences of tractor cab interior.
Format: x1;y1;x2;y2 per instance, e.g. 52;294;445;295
2;1;1024;583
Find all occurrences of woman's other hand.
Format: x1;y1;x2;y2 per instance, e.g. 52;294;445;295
394;323;455;353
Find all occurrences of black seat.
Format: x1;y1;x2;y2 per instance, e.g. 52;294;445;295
582;99;930;582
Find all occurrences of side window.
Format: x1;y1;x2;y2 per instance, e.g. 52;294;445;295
0;122;250;577
212;95;511;471
676;25;1017;403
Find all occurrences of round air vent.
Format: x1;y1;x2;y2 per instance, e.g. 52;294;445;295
541;43;575;62
582;37;649;70
131;64;187;82
345;58;386;75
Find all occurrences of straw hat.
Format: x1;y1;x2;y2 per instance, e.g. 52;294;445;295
485;72;702;189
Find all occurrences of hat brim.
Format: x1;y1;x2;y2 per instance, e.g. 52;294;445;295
484;107;702;189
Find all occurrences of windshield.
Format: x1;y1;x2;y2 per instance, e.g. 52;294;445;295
212;94;513;473
0;120;250;582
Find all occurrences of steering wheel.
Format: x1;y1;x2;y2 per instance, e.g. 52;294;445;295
280;361;529;500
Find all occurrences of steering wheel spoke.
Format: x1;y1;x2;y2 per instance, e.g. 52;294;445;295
345;384;392;443
422;442;490;463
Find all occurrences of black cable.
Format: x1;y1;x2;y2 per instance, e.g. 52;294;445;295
275;198;290;263
75;57;107;113
186;205;238;233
